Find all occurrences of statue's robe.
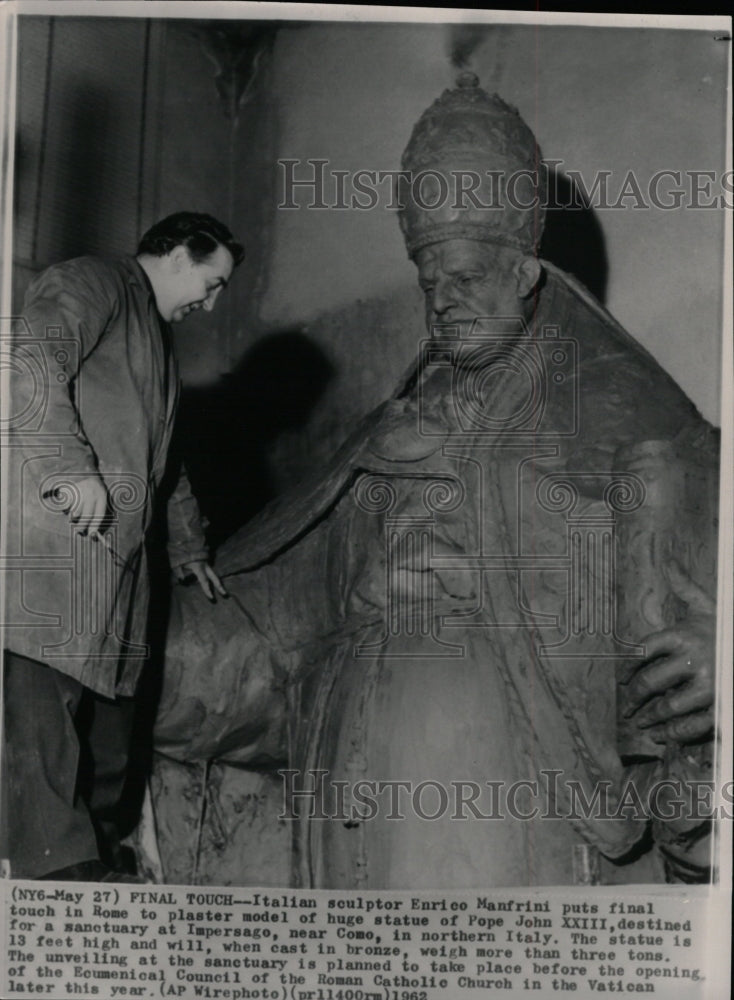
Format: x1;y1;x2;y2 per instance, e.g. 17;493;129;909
155;263;718;888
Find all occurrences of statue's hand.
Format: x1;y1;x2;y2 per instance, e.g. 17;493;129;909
174;560;229;603
623;561;716;744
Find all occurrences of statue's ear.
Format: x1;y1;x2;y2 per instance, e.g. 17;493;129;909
514;255;543;299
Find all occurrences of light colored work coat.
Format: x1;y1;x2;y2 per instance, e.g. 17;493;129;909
3;255;206;697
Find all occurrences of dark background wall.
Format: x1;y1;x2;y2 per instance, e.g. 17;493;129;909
12;15;729;547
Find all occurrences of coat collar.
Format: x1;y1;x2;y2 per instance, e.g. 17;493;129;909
119;255;171;329
121;254;155;297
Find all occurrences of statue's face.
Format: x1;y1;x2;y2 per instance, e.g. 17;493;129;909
416;239;528;339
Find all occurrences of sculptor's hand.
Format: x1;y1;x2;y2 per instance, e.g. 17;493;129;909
66;475;109;537
624;561;716;743
175;560;228;602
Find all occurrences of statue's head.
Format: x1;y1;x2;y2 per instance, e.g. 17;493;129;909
398;73;545;336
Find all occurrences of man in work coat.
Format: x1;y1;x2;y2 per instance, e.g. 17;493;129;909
1;211;243;880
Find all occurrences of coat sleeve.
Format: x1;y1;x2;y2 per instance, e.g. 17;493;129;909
15;260;115;476
166;464;209;569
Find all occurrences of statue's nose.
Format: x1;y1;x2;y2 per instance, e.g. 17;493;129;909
431;281;456;316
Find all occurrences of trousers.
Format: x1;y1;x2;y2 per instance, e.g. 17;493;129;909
1;650;135;878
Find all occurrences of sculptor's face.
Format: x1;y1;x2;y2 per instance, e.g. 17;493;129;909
416;239;531;339
156;244;234;323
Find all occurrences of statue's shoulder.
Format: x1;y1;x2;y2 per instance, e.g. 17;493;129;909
538;261;713;473
541;260;671;370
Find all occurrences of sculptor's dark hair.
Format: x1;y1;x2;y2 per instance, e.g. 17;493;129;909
137;212;244;266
